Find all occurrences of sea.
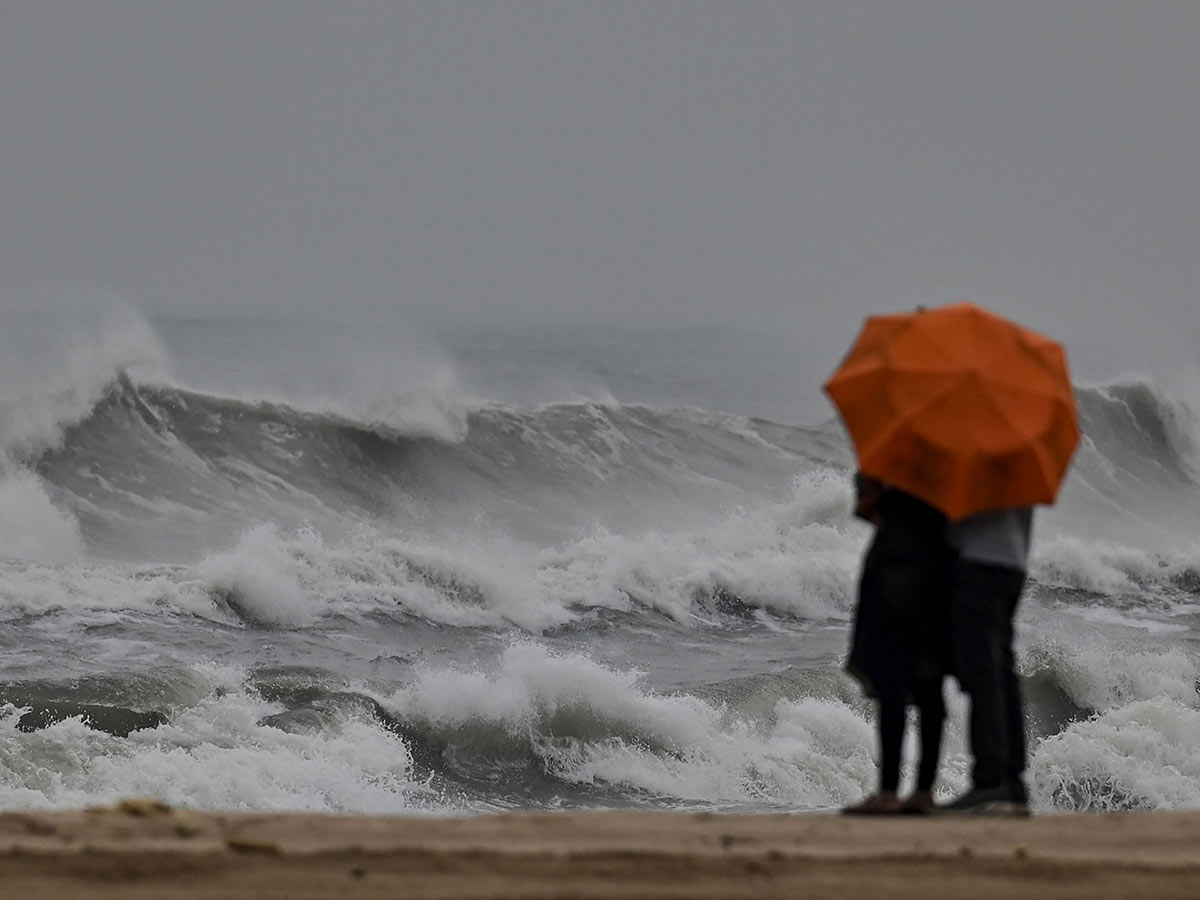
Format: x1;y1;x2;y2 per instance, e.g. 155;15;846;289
2;303;1200;816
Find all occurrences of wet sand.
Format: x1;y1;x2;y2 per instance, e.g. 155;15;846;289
2;801;1200;898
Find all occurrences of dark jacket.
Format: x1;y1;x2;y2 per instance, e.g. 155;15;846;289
847;488;953;697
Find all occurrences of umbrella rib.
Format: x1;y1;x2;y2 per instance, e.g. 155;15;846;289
974;376;1055;446
855;378;965;467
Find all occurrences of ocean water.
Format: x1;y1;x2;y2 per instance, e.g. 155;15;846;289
2;304;1200;815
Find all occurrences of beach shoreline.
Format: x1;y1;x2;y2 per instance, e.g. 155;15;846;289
2;803;1199;899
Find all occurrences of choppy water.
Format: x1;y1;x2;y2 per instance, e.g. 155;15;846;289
3;306;1200;815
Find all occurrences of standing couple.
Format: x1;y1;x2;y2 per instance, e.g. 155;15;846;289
820;302;1079;816
843;473;1032;816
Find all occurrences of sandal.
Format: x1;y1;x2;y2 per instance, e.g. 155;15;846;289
901;789;935;815
842;792;903;815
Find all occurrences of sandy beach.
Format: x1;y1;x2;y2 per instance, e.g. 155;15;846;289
0;802;1198;899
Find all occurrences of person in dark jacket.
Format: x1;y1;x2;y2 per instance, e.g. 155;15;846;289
939;506;1034;816
843;473;954;815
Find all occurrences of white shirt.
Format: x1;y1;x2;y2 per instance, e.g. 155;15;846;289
946;507;1034;572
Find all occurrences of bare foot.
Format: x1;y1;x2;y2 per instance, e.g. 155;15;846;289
902;789;935;815
841;791;902;815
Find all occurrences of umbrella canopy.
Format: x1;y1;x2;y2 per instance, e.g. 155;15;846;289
823;302;1080;519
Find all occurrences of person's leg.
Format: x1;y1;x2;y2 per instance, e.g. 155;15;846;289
997;581;1028;797
946;561;1029;813
843;685;906;815
950;561;1007;791
897;678;944;814
913;678;945;792
877;689;906;795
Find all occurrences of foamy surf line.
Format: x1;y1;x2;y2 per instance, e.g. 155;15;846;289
3;636;1198;816
2;804;1200;899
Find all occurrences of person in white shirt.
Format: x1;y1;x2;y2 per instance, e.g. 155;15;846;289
940;506;1033;815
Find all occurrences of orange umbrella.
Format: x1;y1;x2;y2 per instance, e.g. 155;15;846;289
823;302;1080;519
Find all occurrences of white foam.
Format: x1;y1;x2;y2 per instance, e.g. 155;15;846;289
195;525;317;627
1031;534;1152;595
0;525;562;631
1014;620;1200;809
160;317;474;443
0;464;871;633
389;642;965;810
1022;632;1198;713
0;558;216;625
1065;606;1188;635
536;472;864;623
0;299;169;460
134;471;867;632
0;663;434;813
303;359;473;444
1029;531;1200;603
1032;697;1200;811
240;526;572;632
0;470;84;564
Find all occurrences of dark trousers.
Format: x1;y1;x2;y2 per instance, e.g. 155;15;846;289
876;677;945;793
950;560;1027;790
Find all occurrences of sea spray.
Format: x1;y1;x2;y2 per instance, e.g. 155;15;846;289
0;469;84;564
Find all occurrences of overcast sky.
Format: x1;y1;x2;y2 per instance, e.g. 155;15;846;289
2;2;1198;384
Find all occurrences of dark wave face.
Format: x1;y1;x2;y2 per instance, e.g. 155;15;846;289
1074;380;1200;501
31;370;1200;560
1039;380;1200;550
33;375;847;561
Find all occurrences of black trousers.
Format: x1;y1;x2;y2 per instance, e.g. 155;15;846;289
949;560;1027;791
875;676;945;793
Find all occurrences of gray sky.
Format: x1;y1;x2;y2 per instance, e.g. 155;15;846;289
2;1;1198;384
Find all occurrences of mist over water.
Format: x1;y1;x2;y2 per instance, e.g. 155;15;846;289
1;303;1200;815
